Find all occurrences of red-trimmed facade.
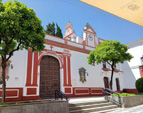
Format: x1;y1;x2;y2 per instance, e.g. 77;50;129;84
67;87;104;97
1;22;138;102
0;88;23;102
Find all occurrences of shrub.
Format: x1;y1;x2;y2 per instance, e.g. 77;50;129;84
113;93;135;97
135;78;143;93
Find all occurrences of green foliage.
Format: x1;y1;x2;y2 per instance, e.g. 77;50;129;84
113;93;136;97
0;0;45;103
87;50;96;66
87;40;133;90
46;22;63;38
0;0;45;55
87;40;133;65
24;101;31;103
45;22;55;36
85;22;91;28
55;24;63;38
135;78;143;93
51;22;55;36
0;102;9;106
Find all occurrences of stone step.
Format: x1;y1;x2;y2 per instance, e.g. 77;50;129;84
69;102;113;111
69;104;118;113
69;100;108;107
89;108;120;113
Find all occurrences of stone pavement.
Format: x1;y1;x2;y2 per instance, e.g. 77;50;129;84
69;97;105;104
110;105;143;113
69;97;143;113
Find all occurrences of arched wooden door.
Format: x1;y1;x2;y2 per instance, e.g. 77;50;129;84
40;56;60;99
104;77;109;89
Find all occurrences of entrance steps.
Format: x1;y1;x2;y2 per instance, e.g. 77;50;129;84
69;97;119;113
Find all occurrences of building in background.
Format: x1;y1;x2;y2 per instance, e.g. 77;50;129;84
121;38;143;93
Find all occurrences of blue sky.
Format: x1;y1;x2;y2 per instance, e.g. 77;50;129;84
2;0;143;44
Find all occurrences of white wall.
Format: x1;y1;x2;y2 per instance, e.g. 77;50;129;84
127;45;143;67
70;50;123;90
0;50;27;88
121;44;143;89
122;62;140;89
83;32;86;41
70;51;103;87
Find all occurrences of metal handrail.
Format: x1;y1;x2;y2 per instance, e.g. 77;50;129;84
103;88;121;107
55;90;69;101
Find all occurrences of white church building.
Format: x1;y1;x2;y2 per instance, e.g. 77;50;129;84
0;22;140;102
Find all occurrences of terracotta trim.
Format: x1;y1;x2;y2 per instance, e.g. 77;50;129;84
32;52;38;86
22;96;40;101
114;69;123;73
27;88;37;95
84;27;96;34
64;32;75;39
46;34;96;49
38;50;64;68
67;57;72;86
45;39;91;54
26;50;33;86
102;68;111;71
0;88;23;102
139;65;143;77
63;56;67;86
102;68;122;73
66;87;104;97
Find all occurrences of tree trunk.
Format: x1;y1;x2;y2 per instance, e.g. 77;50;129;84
1;59;6;103
110;64;114;90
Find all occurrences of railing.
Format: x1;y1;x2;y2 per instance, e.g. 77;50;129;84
103;88;121;107
55;90;69;101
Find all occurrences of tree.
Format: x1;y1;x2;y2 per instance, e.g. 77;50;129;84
51;22;55;36
55;24;63;38
85;22;91;28
87;40;133;90
0;0;45;102
45;22;55;36
135;78;143;93
45;23;51;34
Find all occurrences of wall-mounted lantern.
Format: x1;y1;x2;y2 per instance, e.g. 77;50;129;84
11;64;13;69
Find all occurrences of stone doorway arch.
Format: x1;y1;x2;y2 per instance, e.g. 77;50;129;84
40;55;60;99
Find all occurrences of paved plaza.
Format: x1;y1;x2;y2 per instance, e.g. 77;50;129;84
110;105;143;113
69;97;105;104
69;97;143;113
